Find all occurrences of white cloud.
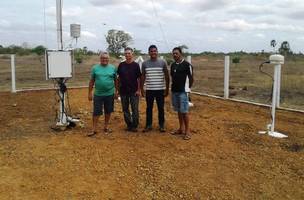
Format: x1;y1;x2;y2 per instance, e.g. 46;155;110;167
82;31;97;38
255;33;265;38
46;6;83;17
0;19;10;28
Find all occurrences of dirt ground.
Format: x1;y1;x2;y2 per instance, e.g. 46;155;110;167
0;88;303;200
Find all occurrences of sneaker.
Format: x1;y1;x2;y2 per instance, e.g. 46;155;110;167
125;127;132;132
159;126;166;133
130;128;138;132
142;126;152;132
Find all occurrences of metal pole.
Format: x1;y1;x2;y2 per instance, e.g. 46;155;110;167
224;56;230;99
276;64;281;108
56;0;63;50
271;64;279;133
11;54;16;93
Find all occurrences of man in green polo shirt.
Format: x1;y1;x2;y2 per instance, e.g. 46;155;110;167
88;52;118;136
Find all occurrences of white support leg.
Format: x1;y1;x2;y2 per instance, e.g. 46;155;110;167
224;56;230;99
267;64;287;138
11;54;16;93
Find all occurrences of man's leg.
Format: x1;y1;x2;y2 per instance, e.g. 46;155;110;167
183;113;190;134
88;95;102;136
103;95;114;133
130;95;139;130
104;113;111;130
156;90;165;131
121;95;132;129
92;116;100;133
181;92;191;140
144;90;154;131
178;112;185;133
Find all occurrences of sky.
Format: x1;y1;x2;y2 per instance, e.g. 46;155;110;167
0;0;304;53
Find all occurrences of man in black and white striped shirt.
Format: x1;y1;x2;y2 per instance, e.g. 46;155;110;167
141;45;170;132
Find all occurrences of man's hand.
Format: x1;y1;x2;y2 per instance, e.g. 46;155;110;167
141;89;145;97
114;92;119;99
88;93;93;101
164;89;169;97
135;90;141;97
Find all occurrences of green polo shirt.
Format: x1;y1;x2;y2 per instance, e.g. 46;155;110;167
91;64;117;96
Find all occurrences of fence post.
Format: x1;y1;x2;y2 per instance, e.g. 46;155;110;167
11;54;16;93
186;55;191;64
224;55;230;99
276;65;281;108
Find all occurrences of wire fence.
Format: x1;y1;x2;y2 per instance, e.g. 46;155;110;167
1;54;303;111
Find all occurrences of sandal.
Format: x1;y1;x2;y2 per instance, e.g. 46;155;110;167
183;133;191;140
104;128;112;134
87;131;97;137
170;129;183;135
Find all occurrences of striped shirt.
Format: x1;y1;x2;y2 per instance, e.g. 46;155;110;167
142;59;167;90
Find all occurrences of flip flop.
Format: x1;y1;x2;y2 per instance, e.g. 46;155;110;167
183;134;191;140
104;128;112;134
87;131;97;137
170;129;183;135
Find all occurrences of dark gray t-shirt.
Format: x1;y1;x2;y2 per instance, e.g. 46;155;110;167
142;59;167;90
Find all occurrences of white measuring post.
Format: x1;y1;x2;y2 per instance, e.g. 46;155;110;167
135;56;144;72
259;54;287;138
276;64;281;108
11;54;16;93
186;56;192;88
224;55;230;99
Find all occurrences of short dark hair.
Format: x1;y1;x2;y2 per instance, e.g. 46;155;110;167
124;47;133;52
148;45;158;52
172;47;183;54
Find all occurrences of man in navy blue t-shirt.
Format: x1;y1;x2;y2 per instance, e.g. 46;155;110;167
170;47;194;140
117;47;141;132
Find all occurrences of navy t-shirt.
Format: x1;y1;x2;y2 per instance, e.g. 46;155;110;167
117;61;141;95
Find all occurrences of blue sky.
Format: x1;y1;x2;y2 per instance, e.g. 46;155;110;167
0;0;304;53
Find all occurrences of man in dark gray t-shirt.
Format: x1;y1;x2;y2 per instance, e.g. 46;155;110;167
141;45;170;132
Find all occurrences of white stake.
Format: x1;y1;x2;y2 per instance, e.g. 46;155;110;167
224;55;230;99
11;54;16;93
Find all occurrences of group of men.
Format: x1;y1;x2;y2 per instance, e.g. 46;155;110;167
88;45;194;140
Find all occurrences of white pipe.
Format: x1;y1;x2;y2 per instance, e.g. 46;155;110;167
11;54;16;93
185;55;192;93
276;64;281;108
56;0;63;50
271;64;279;133
224;56;230;99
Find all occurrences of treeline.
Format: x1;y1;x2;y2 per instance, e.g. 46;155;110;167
0;45;47;56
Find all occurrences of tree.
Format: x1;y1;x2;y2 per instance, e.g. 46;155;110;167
105;29;133;57
32;45;46;56
133;48;142;55
279;41;291;57
178;44;189;53
270;39;276;48
232;56;241;67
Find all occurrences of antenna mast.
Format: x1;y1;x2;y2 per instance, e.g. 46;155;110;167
56;0;63;50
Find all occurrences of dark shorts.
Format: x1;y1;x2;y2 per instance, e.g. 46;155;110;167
172;92;189;113
93;95;114;116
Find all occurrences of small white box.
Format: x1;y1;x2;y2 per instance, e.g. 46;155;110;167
46;50;73;79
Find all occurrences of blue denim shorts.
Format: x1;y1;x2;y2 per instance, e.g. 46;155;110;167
172;92;189;113
93;95;114;116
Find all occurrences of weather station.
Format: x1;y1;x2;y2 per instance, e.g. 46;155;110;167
45;0;80;129
258;54;288;138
